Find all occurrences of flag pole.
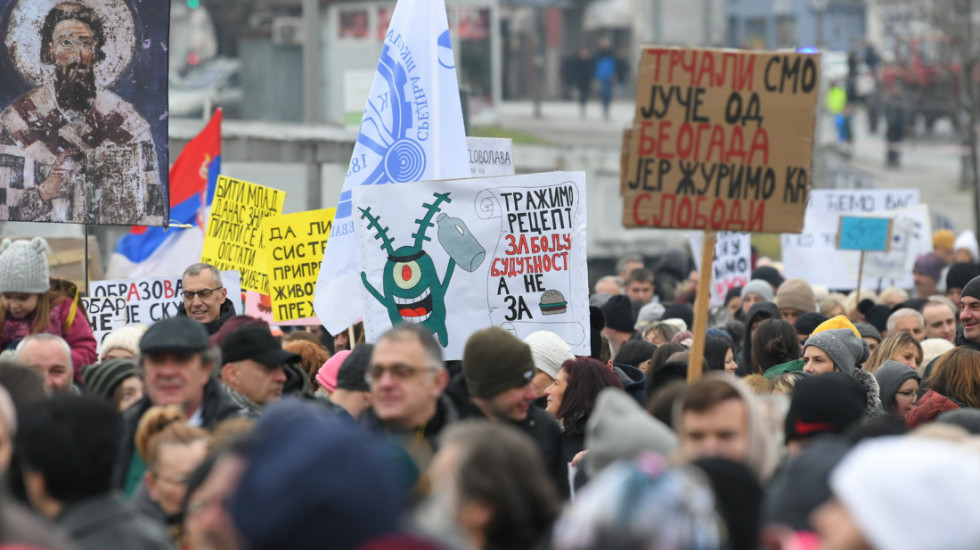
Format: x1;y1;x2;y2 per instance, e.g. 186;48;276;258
83;224;90;296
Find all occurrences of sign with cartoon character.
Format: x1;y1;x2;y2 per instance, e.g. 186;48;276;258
0;0;169;224
354;172;588;359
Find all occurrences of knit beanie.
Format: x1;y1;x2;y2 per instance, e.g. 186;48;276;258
316;351;350;392
600;295;634;333
873;360;920;410
751;266;784;291
775;278;818;313
946;263;980;291
857;300;891;335
933;229;955;252
784;373;866;443
81;358;140;401
0;237;50;294
635;301;665;330
523;331;573;380
585;387;677;477
795;312;829;337
99;325;148;361
462;327;535;399
803;328;869;375
725;286;743;305
920;338;954;370
853;321;882;343
960;275;980;303
811;315;860;338
336;344;372;392
662;303;694;331
954;230;980;261
741;279;775;302
913;253;944;282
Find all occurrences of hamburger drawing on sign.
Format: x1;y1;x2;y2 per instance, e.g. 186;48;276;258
539;290;567;315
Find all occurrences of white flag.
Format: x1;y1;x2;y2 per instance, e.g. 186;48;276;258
313;0;469;334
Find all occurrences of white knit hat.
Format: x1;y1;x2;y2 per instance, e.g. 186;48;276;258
0;238;50;294
523;330;574;380
99;324;148;361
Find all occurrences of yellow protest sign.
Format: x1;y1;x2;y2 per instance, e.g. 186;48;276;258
262;208;336;322
202;176;285;293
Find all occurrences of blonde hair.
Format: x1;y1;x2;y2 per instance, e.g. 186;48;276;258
0;292;58;335
134;406;209;469
863;332;922;374
877;286;909;308
741;374;773;394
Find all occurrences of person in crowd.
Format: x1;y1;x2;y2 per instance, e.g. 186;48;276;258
524;331;573;404
635;301;666;334
740;302;780;375
912;253;945;298
875;287;905;308
15;333;77;394
921;296;957;342
819;294;847;318
360;323;456;473
675;375;778;482
739;279;774;321
0;237;96;375
863;331;922;373
100;325;147;361
945;262;980;310
723;287;742;319
612;339;656;373
933;229;956;264
751;266;785;294
218;325;298;416
17;395;173;550
801;327;884;418
177;263;235;335
282;339;329;389
81;358;144;412
774;278;818;326
624;268;656;306
812;436;980;550
874;360;920;420
782;373;866;455
954;230;980;263
584;388;677;480
323;345;373;419
771;371;808;395
592;275;623;296
615;254;644;281
417;421;560;550
703;334;737;374
314;350;349;396
908;348;980;428
568;45;593;119
854;321;883;355
331;322;364;353
958;275;980;350
751;319;801;376
545;357;622;464
131;406;209;542
794;312;829;347
230;399;403;550
599;295;634;356
886;307;925;341
114;317;248;496
920;338;955;375
457;327;566;496
642;320;680;346
182;438;249;550
593;36;617;120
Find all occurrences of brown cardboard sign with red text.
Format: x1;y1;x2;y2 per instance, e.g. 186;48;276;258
622;47;819;233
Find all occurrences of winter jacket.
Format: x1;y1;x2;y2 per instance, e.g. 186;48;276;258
112;378;250;490
906;389;963;429
612;363;646;407
360;393;459;472
852;368;887;419
56;492;173;550
175;298;237;335
1;295;97;379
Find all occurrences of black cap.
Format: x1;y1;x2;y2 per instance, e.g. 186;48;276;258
947;263;980;292
221;325;299;367
336;344;372;392
140;317;210;355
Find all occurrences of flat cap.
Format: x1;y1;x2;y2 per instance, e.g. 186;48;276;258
139;317;210;355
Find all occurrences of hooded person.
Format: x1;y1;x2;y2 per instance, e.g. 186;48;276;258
874;360;921;420
774;278;818;326
802;326;884;418
954;229;980;263
740;302;781;375
812;437;980;550
584;387;677;478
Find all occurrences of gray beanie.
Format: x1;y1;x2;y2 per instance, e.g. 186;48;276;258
0;238;50;294
741;279;774;302
635;301;666;330
804;328;869;375
853;322;883;343
873;360;920;411
585;387;678;477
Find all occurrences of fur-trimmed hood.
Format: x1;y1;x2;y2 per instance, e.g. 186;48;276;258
852;368;886;419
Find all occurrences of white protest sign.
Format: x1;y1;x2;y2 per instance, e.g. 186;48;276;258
86;271;243;352
353;172;588;359
467;137;514;177
690;232;752;306
781;189;922;289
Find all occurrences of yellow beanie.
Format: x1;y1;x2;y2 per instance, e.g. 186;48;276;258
811;315;860;338
933;229;955;251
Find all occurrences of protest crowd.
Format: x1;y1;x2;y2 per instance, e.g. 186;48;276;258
0;229;976;550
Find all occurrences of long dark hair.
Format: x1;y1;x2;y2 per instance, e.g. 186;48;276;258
703;335;733;371
750;319;800;375
555;358;623;432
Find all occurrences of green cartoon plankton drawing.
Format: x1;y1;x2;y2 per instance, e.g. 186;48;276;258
360;192;486;346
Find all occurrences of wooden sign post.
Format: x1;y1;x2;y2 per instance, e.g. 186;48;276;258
688;231;717;382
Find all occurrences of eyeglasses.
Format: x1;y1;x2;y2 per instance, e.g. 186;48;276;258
365;364;437;384
896;390;917;397
182;286;223;300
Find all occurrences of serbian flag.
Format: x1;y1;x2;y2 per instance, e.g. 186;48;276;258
106;109;222;278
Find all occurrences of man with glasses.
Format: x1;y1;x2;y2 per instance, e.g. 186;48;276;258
360;323;457;470
113;317;248;495
178;263;236;335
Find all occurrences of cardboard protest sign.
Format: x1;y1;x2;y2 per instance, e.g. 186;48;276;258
243;291;320;326
781;189;924;289
353;172;588;359
837;216;892;252
261;208;336;322
689;231;751;306
0;0;170;224
467;137;514;177
201;176;285;294
86;271;242;352
622;47;819;233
